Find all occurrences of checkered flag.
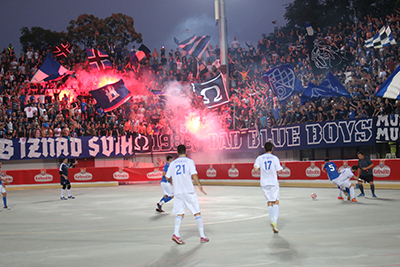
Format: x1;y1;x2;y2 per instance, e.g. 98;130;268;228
365;26;397;49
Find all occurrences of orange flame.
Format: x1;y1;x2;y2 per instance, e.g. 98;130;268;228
59;88;77;104
185;114;202;133
97;75;120;88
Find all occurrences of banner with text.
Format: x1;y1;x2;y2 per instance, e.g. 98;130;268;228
375;114;400;142
0;117;376;161
0;136;134;161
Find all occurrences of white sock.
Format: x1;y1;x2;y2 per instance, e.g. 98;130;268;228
195;215;206;238
67;189;72;197
174;216;182;237
268;206;274;223
272;205;279;224
350;187;355;199
338;190;342;197
61;189;65;198
160;200;165;206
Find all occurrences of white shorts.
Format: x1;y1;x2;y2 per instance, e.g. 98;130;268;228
332;179;352;190
172;193;200;215
262;185;279;202
161;182;173;196
0;185;6;194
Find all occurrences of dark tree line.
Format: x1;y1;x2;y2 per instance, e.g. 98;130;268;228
19;13;142;52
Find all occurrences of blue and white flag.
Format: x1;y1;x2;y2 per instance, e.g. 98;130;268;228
375;65;400;99
130;44;151;64
89;79;131;112
262;65;303;102
305;22;314;36
149;88;166;102
307;37;354;75
30;54;68;83
195;58;208;78
191;73;229;108
174;35;211;59
86;48;113;70
365;26;397;49
301;72;351;104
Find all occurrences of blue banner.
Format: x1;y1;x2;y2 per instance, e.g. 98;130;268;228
263;65;304;102
0;136;134;161
198;117;375;153
89;79;132;112
301;72;351;105
0;117;376;161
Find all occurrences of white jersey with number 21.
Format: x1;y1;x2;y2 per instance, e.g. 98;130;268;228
166;157;198;195
254;153;283;186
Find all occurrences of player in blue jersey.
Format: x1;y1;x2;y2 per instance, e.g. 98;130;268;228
322;158;350;200
156;155;174;212
59;159;77;200
0;162;10;209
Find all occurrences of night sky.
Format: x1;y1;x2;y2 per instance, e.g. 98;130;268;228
0;0;292;55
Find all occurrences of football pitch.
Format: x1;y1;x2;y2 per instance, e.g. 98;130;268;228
1;185;399;267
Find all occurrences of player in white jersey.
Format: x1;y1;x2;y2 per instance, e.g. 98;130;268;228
0;162;10;210
331;165;359;202
165;144;209;245
253;142;283;233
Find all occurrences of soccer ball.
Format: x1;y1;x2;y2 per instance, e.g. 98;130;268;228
311;193;317;199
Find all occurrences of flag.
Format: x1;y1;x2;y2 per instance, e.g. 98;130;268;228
301;72;351;104
174;35;211;59
262;65;303;102
365;25;397;49
89;79;132;112
51;42;71;60
375;64;400;99
149;88;166;102
307;38;354;74
305;22;314;36
194;58;208;78
30;54;68;83
130;44;151;64
191;73;229;108
212;59;221;69
85;48;112;70
305;24;354;75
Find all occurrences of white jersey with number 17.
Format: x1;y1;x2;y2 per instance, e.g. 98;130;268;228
166;157;198;195
254;153;283;186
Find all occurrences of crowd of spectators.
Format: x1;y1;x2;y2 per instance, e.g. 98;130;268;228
1;13;400;139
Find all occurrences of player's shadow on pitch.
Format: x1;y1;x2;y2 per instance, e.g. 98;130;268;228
149;243;202;267
149;213;169;221
340;201;379;206
365;197;396;201
267;235;300;262
31;200;65;204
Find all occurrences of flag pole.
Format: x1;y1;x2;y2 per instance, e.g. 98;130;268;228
218;0;229;88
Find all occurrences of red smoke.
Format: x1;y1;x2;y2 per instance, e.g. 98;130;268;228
58;69;225;141
164;81;224;140
62;69;148;96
